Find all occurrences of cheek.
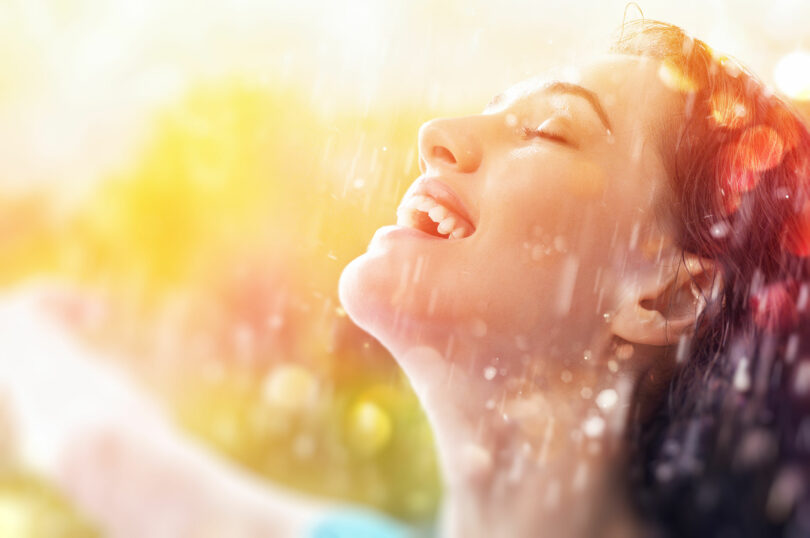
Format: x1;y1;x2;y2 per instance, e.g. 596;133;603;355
495;151;606;212
489;159;606;245
567;160;607;199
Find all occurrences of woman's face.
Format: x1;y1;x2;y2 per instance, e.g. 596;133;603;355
340;55;683;355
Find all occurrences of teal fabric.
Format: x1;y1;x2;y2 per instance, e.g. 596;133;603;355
309;510;414;538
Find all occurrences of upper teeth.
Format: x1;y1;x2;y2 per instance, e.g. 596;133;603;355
396;194;473;239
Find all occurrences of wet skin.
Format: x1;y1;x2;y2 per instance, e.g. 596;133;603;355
340;55;682;359
339;55;691;538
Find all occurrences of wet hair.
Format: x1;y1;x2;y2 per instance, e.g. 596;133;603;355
612;20;810;537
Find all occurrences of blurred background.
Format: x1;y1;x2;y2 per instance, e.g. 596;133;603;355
0;0;808;535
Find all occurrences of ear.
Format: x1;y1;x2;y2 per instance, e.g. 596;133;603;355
610;255;721;346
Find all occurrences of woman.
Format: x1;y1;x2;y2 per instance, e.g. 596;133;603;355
4;18;807;538
339;19;810;538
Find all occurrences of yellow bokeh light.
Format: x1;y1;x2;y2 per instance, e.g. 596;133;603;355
347;400;393;457
262;364;317;411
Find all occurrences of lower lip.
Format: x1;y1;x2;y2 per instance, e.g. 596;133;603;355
370;225;444;244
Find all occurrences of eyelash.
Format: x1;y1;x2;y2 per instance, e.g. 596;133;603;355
520;125;572;146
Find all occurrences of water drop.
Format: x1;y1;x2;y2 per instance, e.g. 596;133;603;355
596;389;618;410
583;416;605;438
710;221;731;238
483;366;497;381
733;357;751;391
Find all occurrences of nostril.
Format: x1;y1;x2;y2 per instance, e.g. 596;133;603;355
433;146;457;165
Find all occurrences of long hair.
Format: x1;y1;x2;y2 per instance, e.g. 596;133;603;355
612;20;810;537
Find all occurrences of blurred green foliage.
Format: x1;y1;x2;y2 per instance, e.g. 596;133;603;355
0;76;474;525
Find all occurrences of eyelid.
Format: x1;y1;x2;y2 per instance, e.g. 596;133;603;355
520;118;578;148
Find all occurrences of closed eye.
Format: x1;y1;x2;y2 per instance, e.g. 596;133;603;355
520;125;576;148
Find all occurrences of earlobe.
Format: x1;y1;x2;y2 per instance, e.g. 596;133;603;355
610;255;721;347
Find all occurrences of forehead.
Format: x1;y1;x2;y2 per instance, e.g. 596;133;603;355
489;55;682;139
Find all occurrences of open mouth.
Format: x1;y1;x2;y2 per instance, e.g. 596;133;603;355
396;193;475;239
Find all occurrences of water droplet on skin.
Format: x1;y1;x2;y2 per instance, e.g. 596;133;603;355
583;416;606;438
483;366;497;381
560;370;573;383
583;349;592;361
505;113;518;127
485;399;496;410
553;235;567;252
602;311;613;323
580;387;593;399
596;389;618;410
607;360;619;373
353;178;365;189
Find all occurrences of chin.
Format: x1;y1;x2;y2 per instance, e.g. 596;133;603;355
338;251;450;352
338;253;394;340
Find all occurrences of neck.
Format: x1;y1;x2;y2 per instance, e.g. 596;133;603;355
388;330;647;538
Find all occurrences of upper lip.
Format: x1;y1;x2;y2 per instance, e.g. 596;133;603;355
404;177;476;232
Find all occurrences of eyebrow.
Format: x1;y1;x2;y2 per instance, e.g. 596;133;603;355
489;81;613;133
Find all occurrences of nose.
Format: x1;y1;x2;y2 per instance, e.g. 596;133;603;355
417;117;483;175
